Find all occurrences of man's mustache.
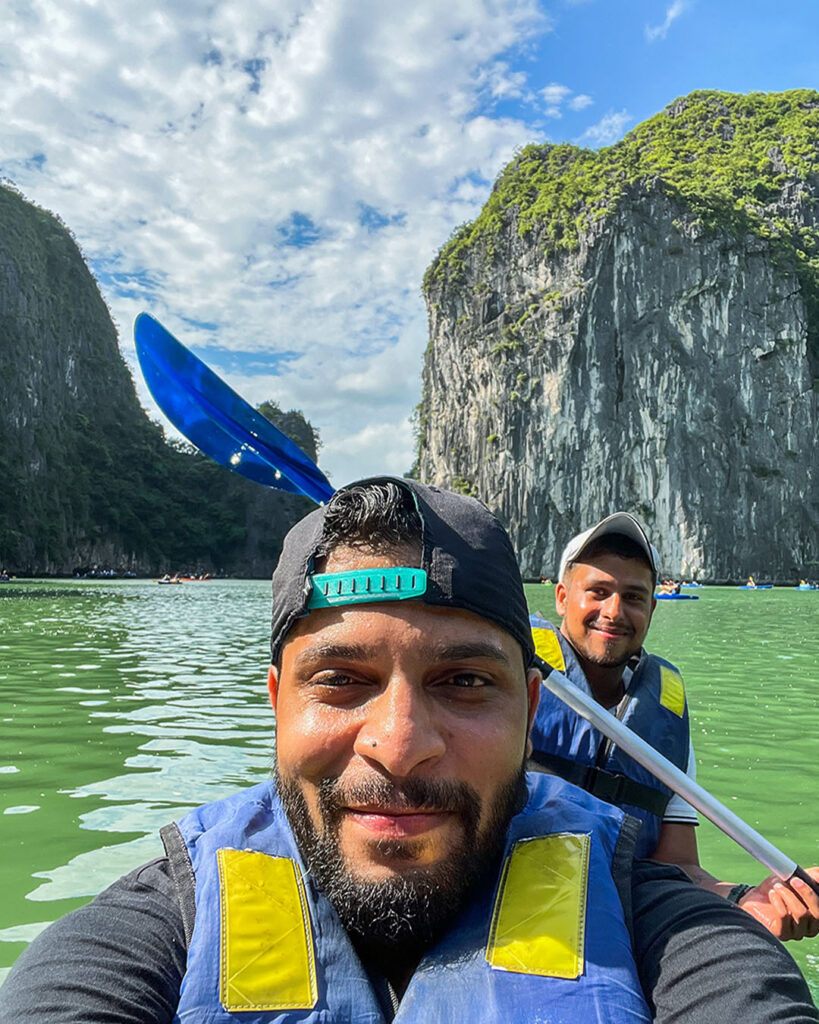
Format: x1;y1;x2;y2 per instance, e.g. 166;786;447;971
316;775;481;821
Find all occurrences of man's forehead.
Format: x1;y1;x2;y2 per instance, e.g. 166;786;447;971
282;599;523;670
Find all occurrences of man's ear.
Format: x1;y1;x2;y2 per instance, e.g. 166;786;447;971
267;664;279;711
555;579;568;617
525;666;541;757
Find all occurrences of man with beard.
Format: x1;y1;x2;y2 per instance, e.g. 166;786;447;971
1;479;816;1023
529;513;819;941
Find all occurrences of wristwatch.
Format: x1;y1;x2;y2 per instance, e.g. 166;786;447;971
726;883;754;904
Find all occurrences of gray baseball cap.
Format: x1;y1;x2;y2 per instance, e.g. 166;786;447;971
558;512;659;581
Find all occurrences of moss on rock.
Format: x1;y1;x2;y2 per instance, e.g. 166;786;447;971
424;90;819;366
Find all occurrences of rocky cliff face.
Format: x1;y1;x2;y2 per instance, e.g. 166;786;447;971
0;185;314;576
419;91;819;581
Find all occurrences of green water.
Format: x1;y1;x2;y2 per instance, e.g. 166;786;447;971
0;579;817;996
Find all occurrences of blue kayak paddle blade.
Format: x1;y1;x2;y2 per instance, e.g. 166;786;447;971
134;313;334;505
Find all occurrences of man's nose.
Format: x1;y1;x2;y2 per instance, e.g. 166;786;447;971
353;678;446;777
600;592;624;619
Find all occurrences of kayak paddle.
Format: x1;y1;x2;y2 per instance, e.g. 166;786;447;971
134;313;334;505
132;311;819;896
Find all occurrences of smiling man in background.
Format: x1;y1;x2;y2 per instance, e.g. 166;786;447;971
529;512;819;942
0;479;816;1023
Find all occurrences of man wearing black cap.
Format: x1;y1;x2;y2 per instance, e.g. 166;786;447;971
1;479;816;1022
529;512;819;942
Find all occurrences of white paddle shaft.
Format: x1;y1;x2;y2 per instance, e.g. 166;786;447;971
541;666;799;881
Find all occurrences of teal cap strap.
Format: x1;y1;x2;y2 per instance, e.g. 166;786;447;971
307;567;427;609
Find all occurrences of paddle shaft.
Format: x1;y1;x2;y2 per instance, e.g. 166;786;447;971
541;665;819;898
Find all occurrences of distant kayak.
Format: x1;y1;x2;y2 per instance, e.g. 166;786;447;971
156;579;183;585
656;593;699;600
795;584;817;591
736;585;772;590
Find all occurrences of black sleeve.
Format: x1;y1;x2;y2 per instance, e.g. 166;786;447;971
0;858;186;1024
632;858;819;1023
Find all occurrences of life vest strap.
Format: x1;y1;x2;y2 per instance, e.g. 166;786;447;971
159;822;197;946
529;751;669;818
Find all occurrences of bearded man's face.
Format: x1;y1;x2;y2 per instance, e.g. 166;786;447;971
267;546;539;951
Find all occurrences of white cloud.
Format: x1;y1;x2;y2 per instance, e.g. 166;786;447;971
540;80;569;117
0;0;549;483
540;82;571;106
645;0;688;42
478;61;529;101
539;81;592;119
577;109;631;147
568;93;593;111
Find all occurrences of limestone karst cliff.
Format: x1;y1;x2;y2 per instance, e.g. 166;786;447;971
419;90;819;581
0;184;315;576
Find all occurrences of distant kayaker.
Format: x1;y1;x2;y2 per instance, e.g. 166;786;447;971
747;575;757;588
530;513;819;942
2;480;816;1022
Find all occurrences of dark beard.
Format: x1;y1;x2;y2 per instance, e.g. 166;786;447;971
277;765;527;959
583;649;631;668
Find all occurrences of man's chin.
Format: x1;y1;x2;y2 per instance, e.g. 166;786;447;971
306;826;485;952
589;653;631;668
584;638;638;667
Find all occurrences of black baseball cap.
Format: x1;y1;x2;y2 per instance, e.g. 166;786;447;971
270;476;535;665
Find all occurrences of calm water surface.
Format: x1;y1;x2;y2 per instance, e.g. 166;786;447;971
1;579;817;996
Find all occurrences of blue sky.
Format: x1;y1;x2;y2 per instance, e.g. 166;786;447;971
2;0;818;485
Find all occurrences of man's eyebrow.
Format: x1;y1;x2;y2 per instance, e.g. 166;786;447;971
623;581;653;596
587;576;652;596
293;639;512;667
293;642;373;666
431;641;512;665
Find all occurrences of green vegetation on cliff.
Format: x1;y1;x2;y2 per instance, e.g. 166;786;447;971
424;90;819;364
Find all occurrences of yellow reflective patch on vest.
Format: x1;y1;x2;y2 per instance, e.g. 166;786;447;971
218;849;318;1012
659;666;686;717
531;627;566;672
486;833;589;979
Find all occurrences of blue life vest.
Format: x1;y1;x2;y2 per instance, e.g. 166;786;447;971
529;616;690;858
172;773;650;1023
